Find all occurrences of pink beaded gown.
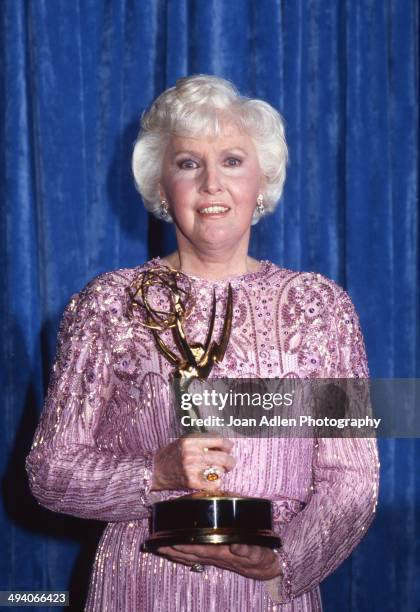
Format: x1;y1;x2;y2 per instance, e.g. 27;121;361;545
26;259;379;611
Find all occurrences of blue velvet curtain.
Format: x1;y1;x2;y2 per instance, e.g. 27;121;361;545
1;1;418;610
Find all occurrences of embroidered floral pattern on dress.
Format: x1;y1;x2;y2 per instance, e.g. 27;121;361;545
271;499;305;526
279;274;336;378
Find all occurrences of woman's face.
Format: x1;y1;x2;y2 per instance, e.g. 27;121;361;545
159;122;265;255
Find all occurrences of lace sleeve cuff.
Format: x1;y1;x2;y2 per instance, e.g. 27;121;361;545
139;452;181;507
139;453;155;507
264;547;294;604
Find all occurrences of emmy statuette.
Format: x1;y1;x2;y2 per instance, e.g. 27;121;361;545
128;266;281;551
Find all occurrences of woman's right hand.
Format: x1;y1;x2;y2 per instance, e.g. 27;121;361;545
151;436;236;491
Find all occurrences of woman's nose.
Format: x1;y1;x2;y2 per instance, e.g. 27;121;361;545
200;164;223;194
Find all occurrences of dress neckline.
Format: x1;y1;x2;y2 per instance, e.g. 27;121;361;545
146;257;273;286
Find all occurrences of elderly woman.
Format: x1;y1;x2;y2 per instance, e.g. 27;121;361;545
26;75;378;611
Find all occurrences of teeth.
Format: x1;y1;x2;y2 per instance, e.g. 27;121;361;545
199;206;229;214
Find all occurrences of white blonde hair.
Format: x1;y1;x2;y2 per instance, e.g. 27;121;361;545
132;74;288;223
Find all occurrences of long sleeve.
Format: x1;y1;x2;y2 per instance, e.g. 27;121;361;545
267;286;379;603
26;279;156;522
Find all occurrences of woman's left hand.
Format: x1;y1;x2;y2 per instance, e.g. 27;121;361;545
157;543;281;580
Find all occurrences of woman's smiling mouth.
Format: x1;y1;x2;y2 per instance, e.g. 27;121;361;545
198;204;230;215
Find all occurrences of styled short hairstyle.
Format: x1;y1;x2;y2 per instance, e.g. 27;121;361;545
132;74;288;223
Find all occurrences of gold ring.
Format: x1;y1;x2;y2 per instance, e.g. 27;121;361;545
202;466;222;482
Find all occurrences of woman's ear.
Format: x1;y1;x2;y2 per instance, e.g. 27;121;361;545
259;175;267;195
158;184;166;201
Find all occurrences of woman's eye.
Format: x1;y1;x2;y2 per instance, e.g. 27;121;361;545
225;157;241;167
178;159;199;170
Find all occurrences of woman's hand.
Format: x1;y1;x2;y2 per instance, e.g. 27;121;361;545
157;543;281;580
151;436;236;491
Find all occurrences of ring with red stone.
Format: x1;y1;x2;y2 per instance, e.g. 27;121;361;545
202;466;223;482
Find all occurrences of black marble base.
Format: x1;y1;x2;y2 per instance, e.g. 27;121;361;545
144;493;281;552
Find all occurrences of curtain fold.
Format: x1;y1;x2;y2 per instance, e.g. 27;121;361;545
1;1;418;610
